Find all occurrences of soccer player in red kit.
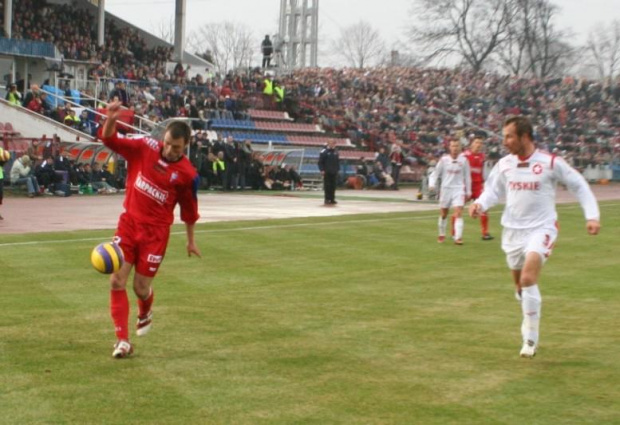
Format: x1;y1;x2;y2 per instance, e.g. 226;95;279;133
100;100;202;358
459;136;494;240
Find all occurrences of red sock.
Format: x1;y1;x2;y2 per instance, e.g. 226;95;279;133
110;289;129;341
451;215;456;237
481;213;489;235
137;289;154;318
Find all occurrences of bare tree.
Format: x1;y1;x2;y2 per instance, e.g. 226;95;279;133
188;22;255;76
522;0;572;79
585;20;620;83
332;21;385;69
409;0;516;72
495;0;529;75
150;17;176;45
495;0;575;79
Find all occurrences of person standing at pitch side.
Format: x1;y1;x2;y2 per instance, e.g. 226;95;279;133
470;116;600;359
100;100;202;359
318;139;340;205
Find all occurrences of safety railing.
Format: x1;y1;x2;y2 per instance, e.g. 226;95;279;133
38;87;151;136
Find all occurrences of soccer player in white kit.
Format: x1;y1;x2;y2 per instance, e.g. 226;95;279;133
469;116;601;358
429;140;472;245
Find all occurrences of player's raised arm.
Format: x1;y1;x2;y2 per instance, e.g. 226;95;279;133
98;100;142;159
101;100;123;139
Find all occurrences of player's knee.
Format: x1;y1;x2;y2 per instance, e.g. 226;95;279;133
519;271;537;287
133;276;152;299
132;284;150;300
110;273;127;290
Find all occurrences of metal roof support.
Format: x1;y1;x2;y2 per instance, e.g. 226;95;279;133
4;0;12;39
98;0;105;47
173;0;187;63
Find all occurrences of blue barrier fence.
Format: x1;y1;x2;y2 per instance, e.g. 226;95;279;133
0;37;58;58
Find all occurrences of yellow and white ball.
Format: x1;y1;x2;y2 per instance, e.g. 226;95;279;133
91;242;124;274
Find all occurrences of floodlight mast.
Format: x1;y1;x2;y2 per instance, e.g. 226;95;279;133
277;0;319;70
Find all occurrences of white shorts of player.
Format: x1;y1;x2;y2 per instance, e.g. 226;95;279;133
439;188;466;209
501;225;558;270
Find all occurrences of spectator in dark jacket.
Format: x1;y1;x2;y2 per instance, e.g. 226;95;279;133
35;156;61;192
318;140;340;205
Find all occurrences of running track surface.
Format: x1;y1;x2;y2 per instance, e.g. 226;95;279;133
1;186;618;235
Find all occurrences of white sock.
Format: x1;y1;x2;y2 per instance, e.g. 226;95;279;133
455;218;464;240
438;217;447;236
521;284;542;345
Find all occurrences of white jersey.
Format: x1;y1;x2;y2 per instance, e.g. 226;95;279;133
429;154;472;196
477;150;600;229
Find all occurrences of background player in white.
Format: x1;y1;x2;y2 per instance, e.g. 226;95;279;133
469;116;600;358
429;140;472;245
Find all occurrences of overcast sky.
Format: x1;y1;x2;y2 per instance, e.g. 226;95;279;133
105;0;620;66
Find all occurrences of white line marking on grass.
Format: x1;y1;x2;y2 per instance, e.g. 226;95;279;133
0;202;616;249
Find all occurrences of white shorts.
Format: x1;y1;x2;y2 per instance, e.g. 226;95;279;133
439;188;466;209
501;225;558;270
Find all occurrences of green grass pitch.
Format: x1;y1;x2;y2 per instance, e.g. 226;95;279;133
0;202;618;424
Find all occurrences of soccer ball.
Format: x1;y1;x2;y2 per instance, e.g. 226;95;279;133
0;148;10;162
91;242;124;274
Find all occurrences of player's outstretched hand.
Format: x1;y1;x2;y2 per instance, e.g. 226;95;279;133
469;202;482;218
187;242;202;258
586;219;600;235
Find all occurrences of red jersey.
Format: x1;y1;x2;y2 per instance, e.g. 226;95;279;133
464;150;485;184
100;131;200;227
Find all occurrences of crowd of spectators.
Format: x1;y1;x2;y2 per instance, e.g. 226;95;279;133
3;0;620;183
9;150;122;197
9;64;620;194
5;0;173;83
71;66;620;173
5;82;101;136
187;133;302;191
274;67;620;170
5;136;122;196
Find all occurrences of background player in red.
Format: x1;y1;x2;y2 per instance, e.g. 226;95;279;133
467;135;494;240
453;135;494;240
100;100;202;358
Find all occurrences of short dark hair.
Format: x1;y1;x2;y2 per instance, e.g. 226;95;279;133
165;121;192;144
504;116;533;140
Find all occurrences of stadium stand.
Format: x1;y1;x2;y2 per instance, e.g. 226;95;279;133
0;122;20;137
247;109;292;121
254;121;323;133
2;0;619;192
